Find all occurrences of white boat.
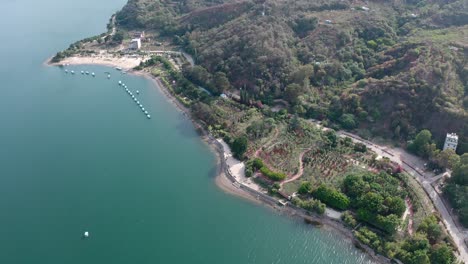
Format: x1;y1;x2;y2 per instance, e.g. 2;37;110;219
116;67;122;71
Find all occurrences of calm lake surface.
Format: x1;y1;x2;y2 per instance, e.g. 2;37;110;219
0;1;374;263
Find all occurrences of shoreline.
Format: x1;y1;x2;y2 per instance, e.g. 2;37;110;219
47;55;145;71
45;56;390;263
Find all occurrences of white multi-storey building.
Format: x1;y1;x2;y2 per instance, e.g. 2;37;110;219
443;133;458;151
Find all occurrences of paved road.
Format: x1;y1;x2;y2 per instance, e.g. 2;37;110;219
337;131;468;262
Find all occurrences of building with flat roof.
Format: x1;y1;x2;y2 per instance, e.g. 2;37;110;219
129;38;141;50
443;133;458;151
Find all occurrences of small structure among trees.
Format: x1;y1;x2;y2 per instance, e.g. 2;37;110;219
443;133;458;151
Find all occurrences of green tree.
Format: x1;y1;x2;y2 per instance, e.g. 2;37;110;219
408;129;433;157
359;192;384;213
112;31;124;43
432;149;460;169
452;153;468;185
339;114;357;129
417;215;442;243
231;136;248;159
212;72;230;94
298;181;312;194
324;130;338;148
430;243;455;264
312;184;350;210
284;83;303;105
385;197;406;217
376;214;400;234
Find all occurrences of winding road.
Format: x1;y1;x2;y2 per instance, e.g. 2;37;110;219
280;148;311;187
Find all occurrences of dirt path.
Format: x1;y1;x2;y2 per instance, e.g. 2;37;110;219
280;148;311;188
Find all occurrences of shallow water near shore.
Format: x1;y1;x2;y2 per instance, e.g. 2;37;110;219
0;0;374;263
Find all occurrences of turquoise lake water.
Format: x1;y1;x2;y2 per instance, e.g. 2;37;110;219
0;0;375;263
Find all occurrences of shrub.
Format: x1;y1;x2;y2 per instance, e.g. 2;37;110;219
312;184;350;210
291;197;325;215
260;166;286;181
298;181;312;194
342;211;357;228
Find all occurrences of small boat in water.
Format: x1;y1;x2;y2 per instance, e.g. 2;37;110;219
116;67;122;71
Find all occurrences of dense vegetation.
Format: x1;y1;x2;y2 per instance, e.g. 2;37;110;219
343;171;406;234
355;215;455;264
444;153;468;227
115;0;468;153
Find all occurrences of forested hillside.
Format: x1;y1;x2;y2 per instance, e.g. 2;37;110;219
116;0;468;153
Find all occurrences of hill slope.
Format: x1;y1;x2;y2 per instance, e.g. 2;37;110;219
116;0;468;153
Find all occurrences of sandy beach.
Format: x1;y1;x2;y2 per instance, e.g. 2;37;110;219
48;55;146;70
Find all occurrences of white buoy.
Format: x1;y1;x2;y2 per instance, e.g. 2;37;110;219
118;81;122;85
107;74;111;79
65;69;68;73
133;98;137;102
71;70;75;74
139;104;143;107
136;101;140;104
86;71;89;75
131;95;135;98
83;231;89;238
147;114;151;119
136;90;140;94
81;71;84;74
144;111;148;115
91;72;95;77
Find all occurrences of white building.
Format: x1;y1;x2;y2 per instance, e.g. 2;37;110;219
129;38;141;50
443;133;458;151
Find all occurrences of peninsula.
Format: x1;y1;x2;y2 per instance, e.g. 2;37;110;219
49;0;468;263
